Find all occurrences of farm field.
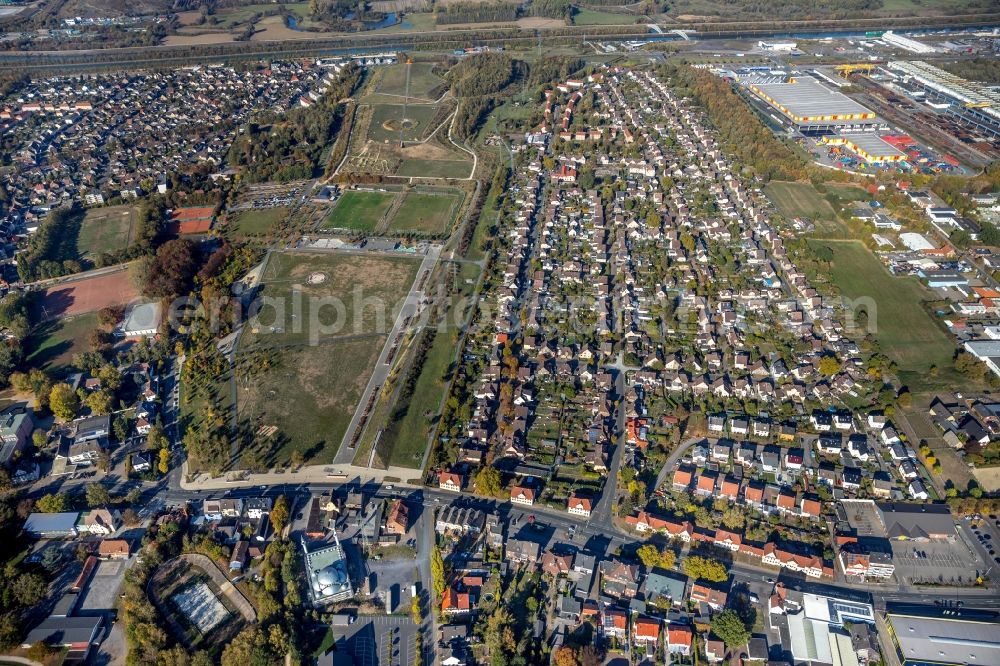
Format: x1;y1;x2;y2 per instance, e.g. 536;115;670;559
226;206;290;238
809;240;959;391
572;8;642;25
388;190;462;234
236;335;386;465
323;191;395;231
77;205;136;260
375;62;445;101
26;312;99;373
240;250;421;348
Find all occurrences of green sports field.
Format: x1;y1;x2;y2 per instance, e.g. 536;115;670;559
26;312;99;373
388;191;461;234
77;205;135;259
226;206;290;237
323;191;395;231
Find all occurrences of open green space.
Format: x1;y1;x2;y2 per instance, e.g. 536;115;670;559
236;336;386;466
809;240;959;391
367;104;441;143
77;205;135;259
226;206;290;238
323;191;396;231
375;62;445;101
765;181;839;221
572;7;642;25
395;158;472;179
388;191;462;234
241;250;421;348
373;262;480;468
822;183;871;210
26;312;98;373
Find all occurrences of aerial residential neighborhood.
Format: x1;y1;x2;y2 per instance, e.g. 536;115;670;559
0;5;998;666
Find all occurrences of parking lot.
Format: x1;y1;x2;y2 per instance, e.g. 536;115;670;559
890;538;982;586
336;615;417;666
79;558;132;612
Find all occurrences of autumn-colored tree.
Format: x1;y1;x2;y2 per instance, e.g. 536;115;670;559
818;355;840;376
270;495;289;535
475;465;502;496
553;646;578;666
48;383;79;422
158;448;170;474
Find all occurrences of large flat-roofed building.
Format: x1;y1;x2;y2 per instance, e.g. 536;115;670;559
748;78;877;131
24;512;81;538
963;340;1000;379
888;61;1000;137
821;134;907;163
875;502;956;541
886;613;1000;666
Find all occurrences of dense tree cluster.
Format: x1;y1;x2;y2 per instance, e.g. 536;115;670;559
139;238;199;299
448;53;518;98
527;56;584;86
16;207;84;281
0;497;59;650
436;1;518;25
941;57;1000;85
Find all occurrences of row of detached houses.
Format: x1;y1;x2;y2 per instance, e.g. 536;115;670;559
0;62;342;264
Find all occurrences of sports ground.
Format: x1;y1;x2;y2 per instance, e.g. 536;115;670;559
324;186;464;235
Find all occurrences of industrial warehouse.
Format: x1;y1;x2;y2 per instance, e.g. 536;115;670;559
887;60;1000;138
747;78;878;131
885;612;1000;666
820;134;908;163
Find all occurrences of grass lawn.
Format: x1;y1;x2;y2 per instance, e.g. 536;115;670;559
77;205;135;259
388;191;461;234
396;158;472;179
375;62;445;101
377;328;454;467
822;183;871;210
25;312;99;373
323;191;396;231
226;206;290;237
572;8;643;25
236;336;385;466
366;262;480;468
241;250;421;348
367;103;440;143
765;181;839;221
810;240;959;391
